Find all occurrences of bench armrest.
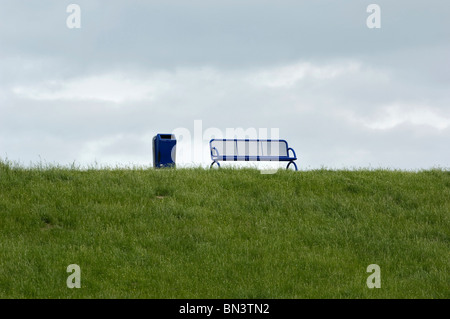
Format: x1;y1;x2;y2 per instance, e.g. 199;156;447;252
210;147;219;159
287;147;297;159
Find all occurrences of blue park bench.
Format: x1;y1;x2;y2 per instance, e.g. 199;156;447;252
209;139;298;171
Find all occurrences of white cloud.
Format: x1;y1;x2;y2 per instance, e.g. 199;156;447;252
12;72;171;103
353;104;450;130
247;62;361;88
78;132;154;167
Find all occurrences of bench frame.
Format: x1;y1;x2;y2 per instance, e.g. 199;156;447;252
209;139;298;171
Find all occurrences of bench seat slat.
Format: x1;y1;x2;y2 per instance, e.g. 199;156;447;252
212;155;296;161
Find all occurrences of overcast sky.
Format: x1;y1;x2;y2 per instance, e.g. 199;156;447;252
1;0;449;169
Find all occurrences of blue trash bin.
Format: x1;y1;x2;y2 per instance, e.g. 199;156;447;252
153;134;176;168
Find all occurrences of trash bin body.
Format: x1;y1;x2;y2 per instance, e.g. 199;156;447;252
153;134;176;168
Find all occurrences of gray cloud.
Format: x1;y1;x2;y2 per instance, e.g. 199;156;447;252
1;0;449;169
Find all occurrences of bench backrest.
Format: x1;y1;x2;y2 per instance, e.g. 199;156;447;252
210;139;289;158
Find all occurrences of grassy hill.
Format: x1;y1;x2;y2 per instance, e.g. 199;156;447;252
0;161;448;298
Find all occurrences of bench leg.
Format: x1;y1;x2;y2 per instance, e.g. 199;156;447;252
210;161;221;169
286;161;298;171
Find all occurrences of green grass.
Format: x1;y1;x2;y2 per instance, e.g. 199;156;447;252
0;161;449;298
